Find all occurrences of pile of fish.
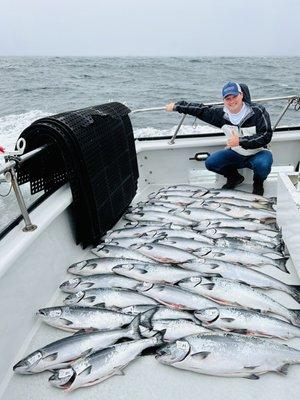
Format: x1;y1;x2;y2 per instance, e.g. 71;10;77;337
13;185;300;390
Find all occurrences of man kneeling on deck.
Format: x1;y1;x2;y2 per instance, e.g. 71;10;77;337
165;82;273;196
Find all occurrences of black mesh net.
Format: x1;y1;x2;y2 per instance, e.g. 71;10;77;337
17;102;138;247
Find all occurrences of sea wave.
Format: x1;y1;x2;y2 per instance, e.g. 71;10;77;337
134;124;219;138
0;110;50;150
0;110;220;149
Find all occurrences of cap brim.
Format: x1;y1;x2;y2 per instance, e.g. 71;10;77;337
223;91;240;98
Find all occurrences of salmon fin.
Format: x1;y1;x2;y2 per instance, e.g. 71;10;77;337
210;264;220;269
74;328;96;334
244;365;259;370
213;252;226;257
94;302;106;308
220;317;235;323
155;233;167;240
125;221;135;227
191;351;210;360
290;310;300;327
275;258;290;273
136;268;148;274
232;329;248;334
43;353;58;362
80;348;94;358
207;273;222;278
88;263;98;270
78;365;92;377
202;283;215;290
159;329;168;340
289;286;300;303
126;315;142;340
277;363;289;376
142;331;165;355
113;367;125;376
222;206;232;212
242;236;253;241
154;330;166;345
140;307;158;329
244;374;260;380
274;243;284;253
60;318;73;326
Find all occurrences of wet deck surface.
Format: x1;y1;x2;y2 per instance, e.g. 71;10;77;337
3;183;300;400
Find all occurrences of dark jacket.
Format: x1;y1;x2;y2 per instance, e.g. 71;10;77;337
174;84;273;150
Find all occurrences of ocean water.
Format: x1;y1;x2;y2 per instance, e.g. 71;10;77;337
0;56;299;230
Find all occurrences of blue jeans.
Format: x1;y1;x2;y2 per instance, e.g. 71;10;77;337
205;149;273;181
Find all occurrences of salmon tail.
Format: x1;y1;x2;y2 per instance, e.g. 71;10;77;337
126;315;142;340
151;331;166;346
290;310;300;327
288;286;300;304
275;257;290;273
274;242;284;253
148;192;157;199
268;196;277;204
139;307;157;329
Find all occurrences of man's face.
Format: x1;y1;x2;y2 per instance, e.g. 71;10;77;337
223;93;243;114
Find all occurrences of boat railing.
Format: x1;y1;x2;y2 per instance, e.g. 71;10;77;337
0;95;299;233
0;143;47;232
131;95;300;144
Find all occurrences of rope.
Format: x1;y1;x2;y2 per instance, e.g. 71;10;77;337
0;181;12;197
292;97;300;111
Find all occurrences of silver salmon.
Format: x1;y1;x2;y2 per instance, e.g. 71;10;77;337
13;315;142;374
195;307;300;339
178;277;300;326
156;332;300;379
49;333;164;391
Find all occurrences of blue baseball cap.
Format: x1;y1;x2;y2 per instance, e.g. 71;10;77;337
222;82;242;98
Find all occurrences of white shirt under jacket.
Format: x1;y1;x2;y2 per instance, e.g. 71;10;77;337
223;103;267;156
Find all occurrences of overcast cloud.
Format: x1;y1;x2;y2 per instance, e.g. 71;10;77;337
0;0;299;56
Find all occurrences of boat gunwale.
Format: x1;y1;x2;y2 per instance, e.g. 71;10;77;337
1;129;300;278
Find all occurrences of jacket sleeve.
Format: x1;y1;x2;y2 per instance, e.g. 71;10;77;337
174;101;223;128
239;105;273;149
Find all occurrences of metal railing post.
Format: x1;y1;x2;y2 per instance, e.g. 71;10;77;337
168;114;187;145
0;145;46;232
7;168;37;232
272;98;296;131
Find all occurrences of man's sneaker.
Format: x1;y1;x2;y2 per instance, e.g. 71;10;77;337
222;174;244;190
252;178;264;196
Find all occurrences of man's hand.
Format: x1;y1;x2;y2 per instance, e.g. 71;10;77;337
165;103;175;112
227;132;239;147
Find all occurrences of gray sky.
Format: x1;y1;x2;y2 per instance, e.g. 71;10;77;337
0;0;299;56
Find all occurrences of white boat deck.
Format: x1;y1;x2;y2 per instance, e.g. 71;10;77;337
2;182;300;400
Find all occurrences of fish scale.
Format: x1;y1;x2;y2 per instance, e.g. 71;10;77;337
37;306;135;332
50;333;164;391
112;262;201;284
136;282;219;310
204;189;276;203
178;276;300;326
201;227;281;247
64;288;158;309
195;307;300;339
60;274;140;293
194;219;279;235
181;259;300;302
201;201;276;222
13;316;142;374
156;332;300;379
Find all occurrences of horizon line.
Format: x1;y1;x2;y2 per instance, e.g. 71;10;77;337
0;54;300;58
